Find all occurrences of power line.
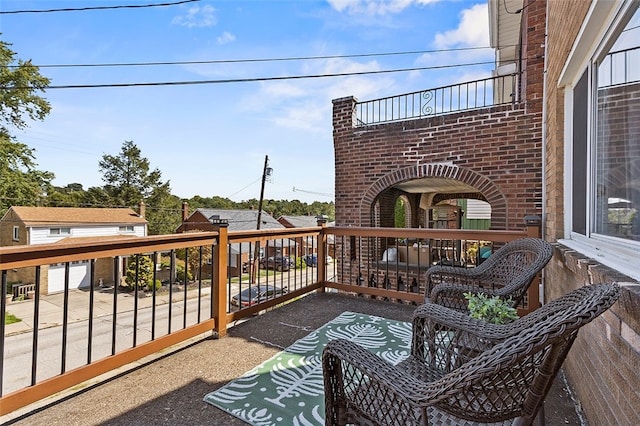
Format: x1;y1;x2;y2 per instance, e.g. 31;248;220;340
3;60;496;90
292;187;333;198
0;0;199;15
9;46;500;69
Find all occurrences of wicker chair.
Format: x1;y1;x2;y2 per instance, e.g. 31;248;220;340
425;237;553;312
323;283;620;426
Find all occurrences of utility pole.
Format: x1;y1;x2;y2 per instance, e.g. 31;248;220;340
251;155;271;284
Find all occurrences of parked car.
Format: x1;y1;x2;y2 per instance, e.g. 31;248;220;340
304;253;333;267
259;256;293;271
304;253;318;267
230;285;288;307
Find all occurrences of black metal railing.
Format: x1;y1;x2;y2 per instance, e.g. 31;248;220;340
355;73;518;126
225;229;325;319
324;226;540;311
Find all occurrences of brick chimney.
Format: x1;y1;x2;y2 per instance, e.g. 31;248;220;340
138;201;146;218
182;201;189;221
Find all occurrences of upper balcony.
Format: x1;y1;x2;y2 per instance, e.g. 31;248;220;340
0;223;587;424
354;73;518;127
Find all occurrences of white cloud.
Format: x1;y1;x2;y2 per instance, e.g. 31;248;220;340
326;0;439;16
217;31;236;45
172;5;217;28
433;3;489;48
242;57;396;134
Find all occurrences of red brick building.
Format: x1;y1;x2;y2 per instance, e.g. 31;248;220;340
332;2;545;231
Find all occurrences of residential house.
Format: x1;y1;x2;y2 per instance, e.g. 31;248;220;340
0;206;147;294
177;205;289;276
277;215;335;259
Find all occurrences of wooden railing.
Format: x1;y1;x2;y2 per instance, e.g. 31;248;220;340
1;223;540;416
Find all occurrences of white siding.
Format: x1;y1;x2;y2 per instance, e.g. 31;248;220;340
28;224;146;245
466;200;492;220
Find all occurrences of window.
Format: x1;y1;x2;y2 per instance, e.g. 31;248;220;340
564;2;640;280
12;226;19;241
49;228;71;236
119;225;134;233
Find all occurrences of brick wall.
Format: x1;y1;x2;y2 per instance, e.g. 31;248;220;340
547;247;640;425
333;0;546;231
544;0;640;424
333;100;543;229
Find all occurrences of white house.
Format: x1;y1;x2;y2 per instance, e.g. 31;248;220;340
1;206;147;293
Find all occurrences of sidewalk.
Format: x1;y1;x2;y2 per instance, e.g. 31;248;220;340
4;285;210;336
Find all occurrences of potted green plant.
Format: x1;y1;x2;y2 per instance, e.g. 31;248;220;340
464;292;519;324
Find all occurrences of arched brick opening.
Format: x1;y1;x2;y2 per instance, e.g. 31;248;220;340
360;163;507;230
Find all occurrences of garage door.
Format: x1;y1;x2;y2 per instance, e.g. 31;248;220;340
48;261;91;293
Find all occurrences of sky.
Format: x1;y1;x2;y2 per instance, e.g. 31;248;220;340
1;0;493;204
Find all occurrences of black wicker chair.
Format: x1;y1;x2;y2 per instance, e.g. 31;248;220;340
425;237;553;312
323;283;620;426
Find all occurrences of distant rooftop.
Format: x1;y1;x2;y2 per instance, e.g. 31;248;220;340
196;208;284;232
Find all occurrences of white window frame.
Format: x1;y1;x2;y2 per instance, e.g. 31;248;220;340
49;227;71;236
119;225;135;233
12;226;19;241
559;0;640;281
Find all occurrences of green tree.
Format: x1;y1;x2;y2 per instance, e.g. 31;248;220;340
0;40;51;134
145;187;182;235
79;186;111;207
0;137;54;213
394;198;407;228
99;141;165;206
46;183;86;207
125;254;154;290
99;141;174;234
0;39;53;215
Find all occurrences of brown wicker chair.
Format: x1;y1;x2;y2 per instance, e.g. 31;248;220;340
323;283;620;426
425;237;553;312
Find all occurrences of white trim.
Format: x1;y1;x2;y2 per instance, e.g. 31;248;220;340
559;237;640;281
558;0;622;87
563;88;573;238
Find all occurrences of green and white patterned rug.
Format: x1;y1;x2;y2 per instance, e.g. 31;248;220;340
203;311;412;426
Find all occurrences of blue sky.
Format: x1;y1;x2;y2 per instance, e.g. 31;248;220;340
1;0;493;204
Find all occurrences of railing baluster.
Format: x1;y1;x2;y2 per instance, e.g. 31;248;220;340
168;250;175;334
31;266;41;385
112;256;119;356
0;270;6;397
133;256;139;347
183;248;188;329
151;252;157;340
197;246;203;323
88;259;94;363
61;262;70;374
